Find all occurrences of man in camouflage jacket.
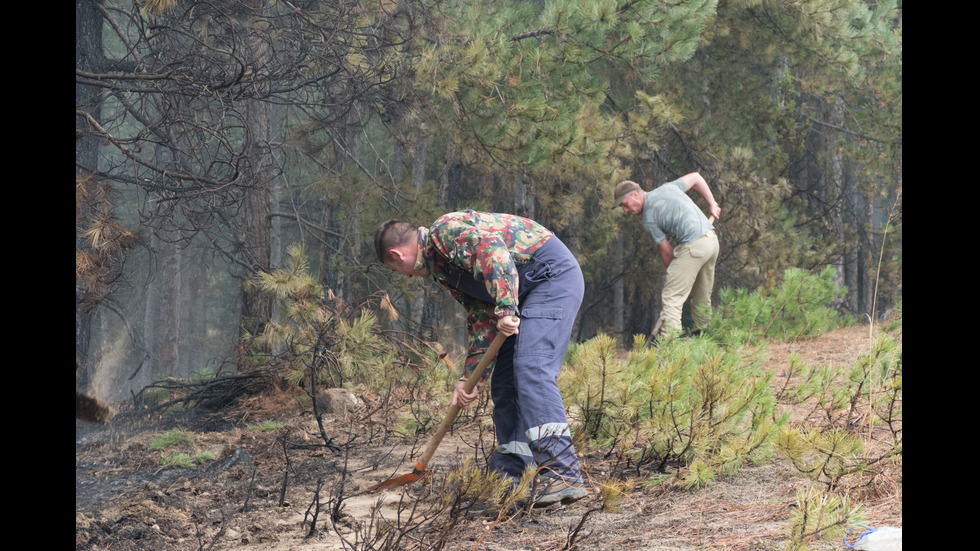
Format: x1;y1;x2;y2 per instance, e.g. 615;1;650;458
375;210;587;506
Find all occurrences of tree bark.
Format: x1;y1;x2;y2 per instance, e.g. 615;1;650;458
412;128;428;194
613;238;625;339
824;97;849;312
75;0;105;386
237;2;277;352
238;96;275;349
160;234;182;377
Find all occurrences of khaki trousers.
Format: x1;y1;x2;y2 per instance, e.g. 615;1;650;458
659;232;719;332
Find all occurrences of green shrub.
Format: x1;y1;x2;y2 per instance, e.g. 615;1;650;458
149;428;214;469
707;266;851;344
158;451;216;468
784;485;863;551
190;367;217;384
143;375;173;406
776;425;866;489
150;428;195;450
250;243;444;398
775;332;902;489
560;333;784;487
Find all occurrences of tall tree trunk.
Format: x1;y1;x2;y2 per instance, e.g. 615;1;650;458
181;243;207;377
345;106;363;289
612;238;625;339
75;0;102;181
75;0;104;387
143;228;161;382
270;104;285;271
391;138;404;186
159;235;182;377
514;170;534;219
412;128;428;194
237;4;276;354
406;129;430;334
439;142;460;208
823;97;849;311
318;201;336;294
238;96;275;351
147;139;185;378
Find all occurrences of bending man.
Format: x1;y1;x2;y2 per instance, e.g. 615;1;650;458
613;172;721;335
375;210;587;506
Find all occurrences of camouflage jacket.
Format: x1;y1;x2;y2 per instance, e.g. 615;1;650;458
414;210;552;379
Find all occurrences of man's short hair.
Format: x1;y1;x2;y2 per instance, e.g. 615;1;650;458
374;220;417;263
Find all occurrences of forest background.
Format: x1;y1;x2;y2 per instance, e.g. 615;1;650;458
75;0;901;405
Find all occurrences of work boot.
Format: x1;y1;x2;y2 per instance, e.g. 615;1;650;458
518;475;588;508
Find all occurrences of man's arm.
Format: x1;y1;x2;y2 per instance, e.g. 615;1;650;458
448;226;521;317
657;239;674;267
680;172;721;220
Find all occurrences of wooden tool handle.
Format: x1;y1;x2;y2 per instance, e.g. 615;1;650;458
415;321;513;471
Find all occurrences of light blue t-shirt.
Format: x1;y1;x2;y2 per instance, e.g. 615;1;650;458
641;178;714;246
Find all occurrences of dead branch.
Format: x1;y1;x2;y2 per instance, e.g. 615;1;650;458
132;371;269;414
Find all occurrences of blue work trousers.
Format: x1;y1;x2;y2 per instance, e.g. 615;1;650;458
489;236;584;484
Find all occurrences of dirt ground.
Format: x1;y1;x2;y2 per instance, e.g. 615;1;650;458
75;325;902;551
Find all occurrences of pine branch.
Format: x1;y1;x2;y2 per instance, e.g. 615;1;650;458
510;27;555;41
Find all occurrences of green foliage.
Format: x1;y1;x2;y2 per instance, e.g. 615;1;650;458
150;428;196;450
776;425;866;489
784;333;901;430
414;0;719;173
776;352;848;412
618;0;902;317
158;451;216;469
770;320;901;548
708;266;850;344
439;456;526;516
191;367;217;384
865;336;902;442
560;332;783;487
598;478;631;513
250;243;452;411
252;245;377;388
82;0;901;403
143;375;173;406
331;313;402;392
774;331;902;488
784;485;863;551
150;428;215;469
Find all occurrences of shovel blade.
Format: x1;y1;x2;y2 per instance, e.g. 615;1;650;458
367;461;427;491
367;472;422;491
